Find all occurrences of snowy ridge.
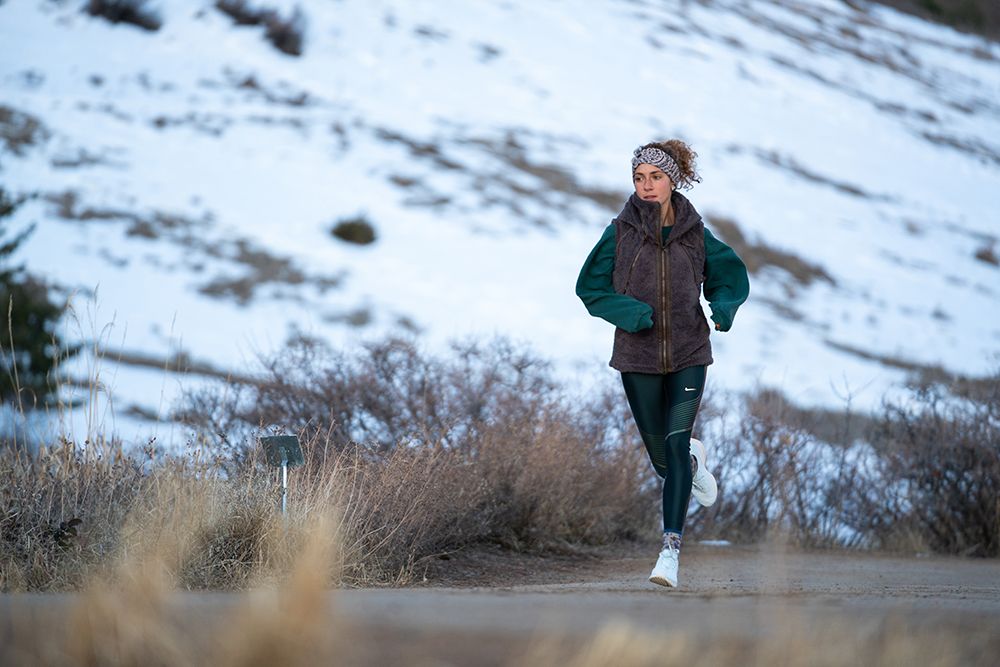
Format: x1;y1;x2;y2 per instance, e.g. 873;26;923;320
1;0;998;444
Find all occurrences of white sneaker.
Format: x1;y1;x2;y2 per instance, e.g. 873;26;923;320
649;547;679;588
689;438;718;507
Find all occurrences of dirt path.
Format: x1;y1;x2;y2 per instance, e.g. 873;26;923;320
4;544;1000;665
333;544;1000;660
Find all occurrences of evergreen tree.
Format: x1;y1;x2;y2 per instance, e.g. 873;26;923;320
0;187;74;408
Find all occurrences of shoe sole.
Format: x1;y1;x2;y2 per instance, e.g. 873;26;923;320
649;574;677;588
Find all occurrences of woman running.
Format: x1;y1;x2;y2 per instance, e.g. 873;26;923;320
576;140;749;588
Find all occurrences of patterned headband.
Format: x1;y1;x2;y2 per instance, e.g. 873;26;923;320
631;146;683;188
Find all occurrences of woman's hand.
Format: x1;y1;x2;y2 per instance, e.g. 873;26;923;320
714;322;721;330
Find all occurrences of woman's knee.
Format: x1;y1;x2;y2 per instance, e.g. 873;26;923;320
664;435;692;468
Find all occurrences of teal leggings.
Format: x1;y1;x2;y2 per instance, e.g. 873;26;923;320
621;365;707;533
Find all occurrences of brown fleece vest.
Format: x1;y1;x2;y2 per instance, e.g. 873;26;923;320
610;190;713;374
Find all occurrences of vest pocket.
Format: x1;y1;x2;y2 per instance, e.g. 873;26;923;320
679;236;705;284
614;225;647;295
622;249;642;293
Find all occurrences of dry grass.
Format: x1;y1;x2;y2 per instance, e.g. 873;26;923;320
2;487;341;666
174;336;657;579
0;441;325;592
4;333;998;601
1;379;654;591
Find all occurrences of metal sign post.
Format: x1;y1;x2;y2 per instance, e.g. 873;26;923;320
260;435;304;516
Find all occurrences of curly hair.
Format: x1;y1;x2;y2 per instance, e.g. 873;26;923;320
638;139;702;190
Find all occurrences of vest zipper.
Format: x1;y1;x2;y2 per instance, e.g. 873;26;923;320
659;229;672;373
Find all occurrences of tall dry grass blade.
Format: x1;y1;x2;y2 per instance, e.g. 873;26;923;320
63;471;208;666
213;512;341;667
53;478;342;666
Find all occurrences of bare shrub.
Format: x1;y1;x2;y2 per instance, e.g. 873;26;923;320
264;6;306;57
215;0;268;26
974;242;998;267
215;1;306;56
847;374;1000;556
178;336;657;573
5;335;655;591
1;438;147;591
466;390;654;550
0;106;50;156
85;0;162;32
688;368;1000;556
868;0;1000;40
336;444;503;582
173;340;1000;564
330;215;377;245
686;388;861;547
178;335;565;458
194;335;657;563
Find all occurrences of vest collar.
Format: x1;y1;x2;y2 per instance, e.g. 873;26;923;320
620;190;702;244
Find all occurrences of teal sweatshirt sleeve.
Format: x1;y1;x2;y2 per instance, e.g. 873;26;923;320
575;224;654;333
703;227;750;332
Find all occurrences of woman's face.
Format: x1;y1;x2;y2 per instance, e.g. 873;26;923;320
633;163;673;206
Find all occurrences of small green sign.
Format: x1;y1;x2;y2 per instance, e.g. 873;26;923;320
260;435;305;468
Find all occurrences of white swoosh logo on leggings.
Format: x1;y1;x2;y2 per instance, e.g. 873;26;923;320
684;387;697;391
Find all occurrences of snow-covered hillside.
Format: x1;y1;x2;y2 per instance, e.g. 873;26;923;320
2;0;999;444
